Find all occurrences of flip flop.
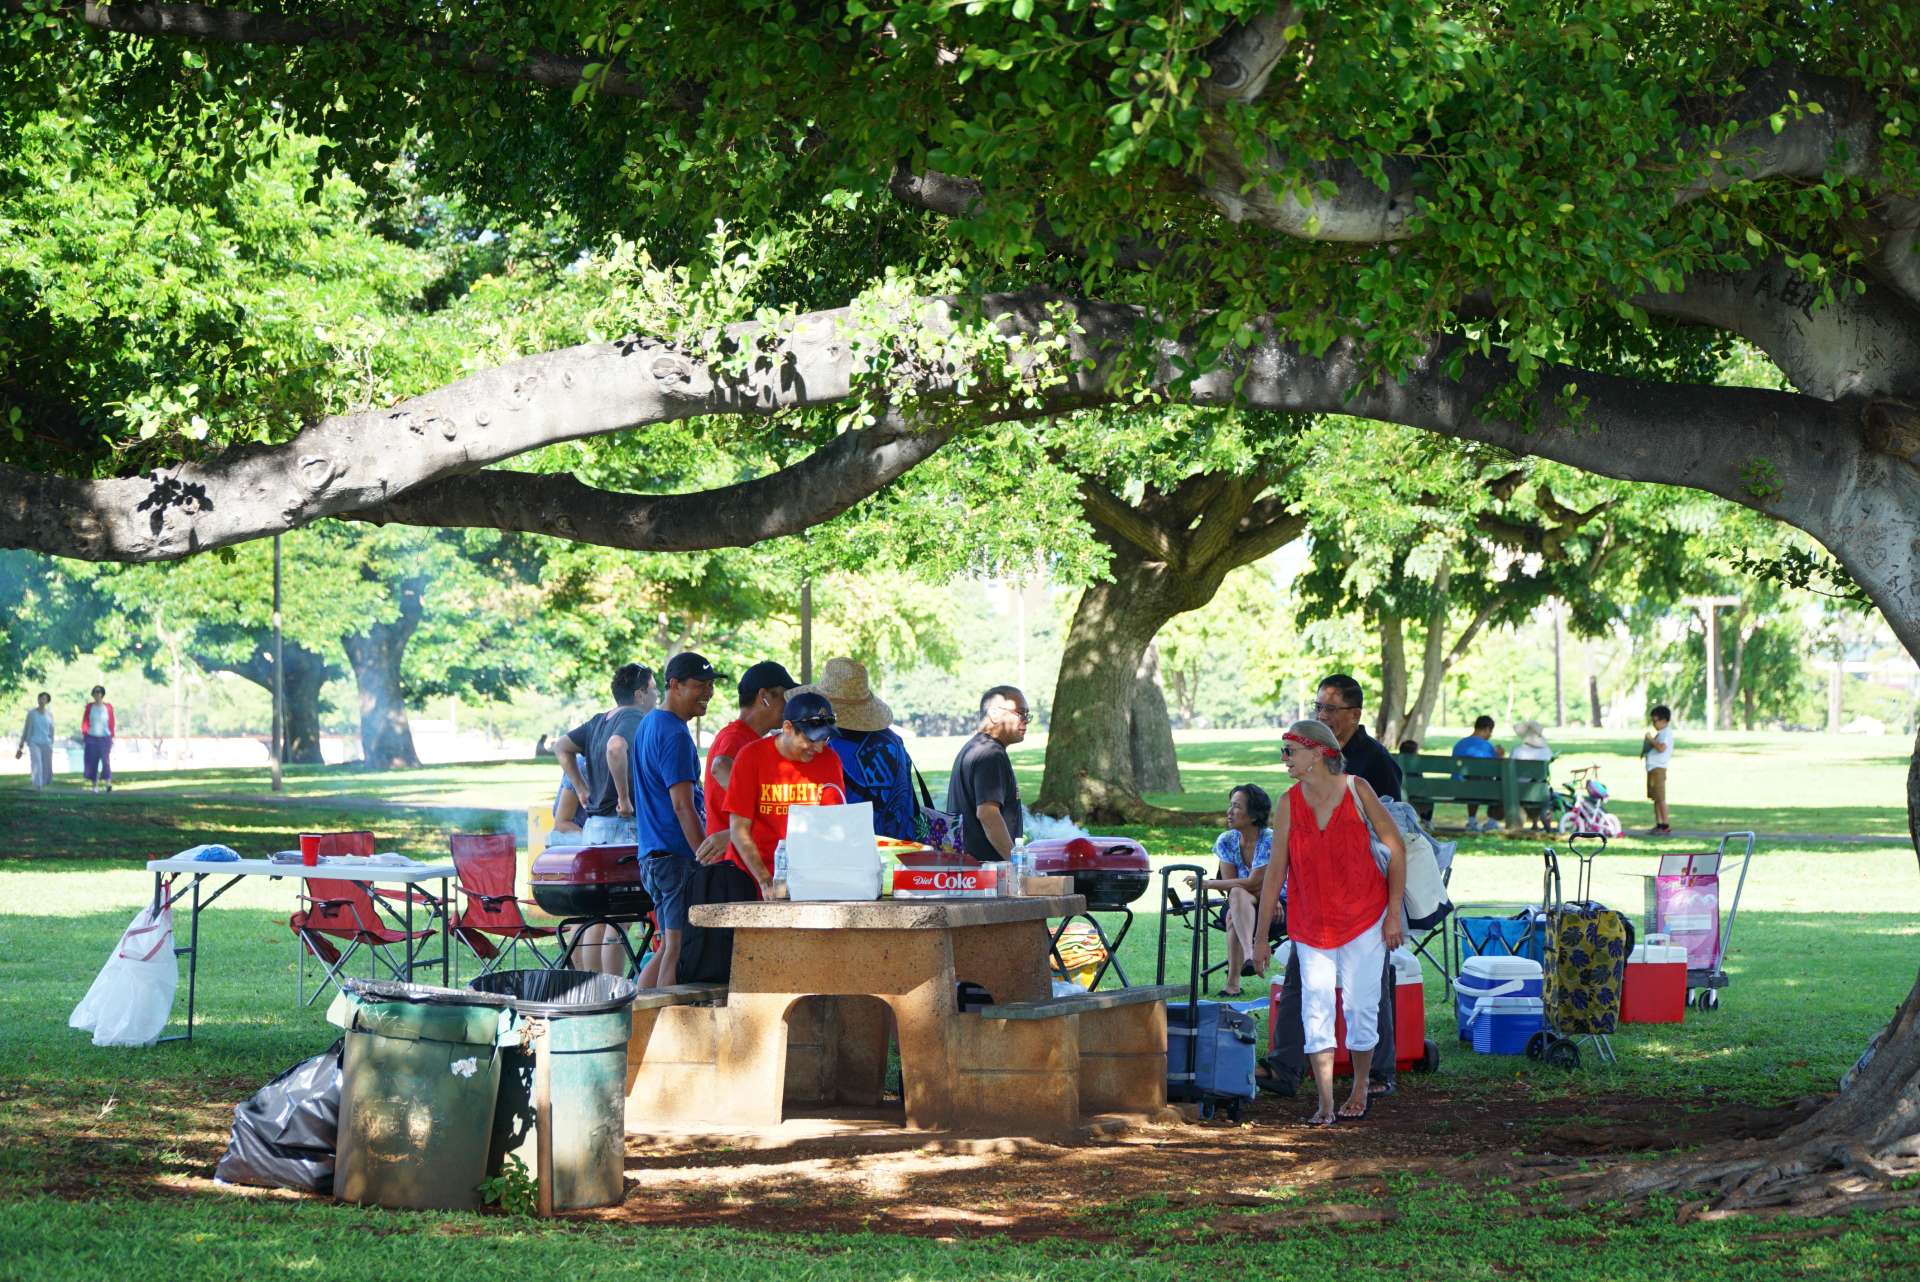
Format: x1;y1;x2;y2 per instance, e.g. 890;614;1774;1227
1368;1080;1397;1098
1304;1112;1339;1127
1337;1100;1371;1122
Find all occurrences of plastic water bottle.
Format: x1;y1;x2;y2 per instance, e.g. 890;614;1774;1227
771;840;789;900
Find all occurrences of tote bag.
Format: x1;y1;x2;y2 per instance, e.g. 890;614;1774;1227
786;786;881;901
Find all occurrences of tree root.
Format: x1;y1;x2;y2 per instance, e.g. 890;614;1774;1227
1562;1134;1920;1219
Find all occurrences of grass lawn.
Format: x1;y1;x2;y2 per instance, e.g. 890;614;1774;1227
4;733;1920;1278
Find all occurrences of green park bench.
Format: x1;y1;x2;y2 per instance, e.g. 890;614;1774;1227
1395;753;1553;834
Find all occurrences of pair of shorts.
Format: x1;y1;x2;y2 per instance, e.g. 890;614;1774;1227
1646;767;1668;804
642;850;697;931
580;813;636;845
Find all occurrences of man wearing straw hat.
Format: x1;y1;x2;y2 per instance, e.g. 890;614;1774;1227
791;658;924;843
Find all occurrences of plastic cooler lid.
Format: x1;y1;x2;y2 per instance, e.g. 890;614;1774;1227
1460;955;1543;981
1478;996;1544;1012
1629;944;1688;965
1388;947;1422;985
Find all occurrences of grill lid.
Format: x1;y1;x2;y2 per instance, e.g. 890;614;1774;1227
530;844;643;885
1026;836;1150;872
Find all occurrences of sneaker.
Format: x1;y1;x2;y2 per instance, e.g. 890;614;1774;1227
1651;824;1671;835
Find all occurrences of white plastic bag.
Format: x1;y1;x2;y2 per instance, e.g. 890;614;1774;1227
785;798;880;900
70;905;178;1047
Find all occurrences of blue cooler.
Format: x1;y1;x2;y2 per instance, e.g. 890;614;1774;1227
1468;996;1544;1055
1455;955;1544;1041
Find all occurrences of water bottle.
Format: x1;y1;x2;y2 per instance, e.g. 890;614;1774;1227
771;840;789;900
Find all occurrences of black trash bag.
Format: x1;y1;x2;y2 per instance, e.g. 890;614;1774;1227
213;1038;344;1193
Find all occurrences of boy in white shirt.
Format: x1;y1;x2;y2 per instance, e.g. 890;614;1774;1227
1642;705;1675;835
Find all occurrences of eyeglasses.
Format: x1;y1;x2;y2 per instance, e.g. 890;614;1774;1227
1002;706;1031;723
1311;700;1358;715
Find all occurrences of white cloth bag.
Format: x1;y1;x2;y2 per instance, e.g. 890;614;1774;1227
785;789;880;901
70;904;178;1047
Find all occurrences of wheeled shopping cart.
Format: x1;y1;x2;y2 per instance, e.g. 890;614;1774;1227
1638;831;1756;1012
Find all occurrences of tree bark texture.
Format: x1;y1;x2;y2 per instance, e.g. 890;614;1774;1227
340;578;425;770
1375;614;1409;747
1129;645;1182;795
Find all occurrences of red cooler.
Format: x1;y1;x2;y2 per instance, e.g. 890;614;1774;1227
1621;936;1688;1023
1269;948;1437;1074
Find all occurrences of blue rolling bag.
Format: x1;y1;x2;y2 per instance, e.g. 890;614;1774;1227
1157;866;1259;1120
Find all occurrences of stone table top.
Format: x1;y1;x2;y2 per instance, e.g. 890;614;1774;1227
689;894;1085;931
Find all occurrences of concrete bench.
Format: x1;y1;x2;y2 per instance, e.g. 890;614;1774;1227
957;983;1183;1128
630;982;728;1010
976;983;1184;1020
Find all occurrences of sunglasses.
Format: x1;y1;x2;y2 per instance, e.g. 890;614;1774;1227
794;715;837;730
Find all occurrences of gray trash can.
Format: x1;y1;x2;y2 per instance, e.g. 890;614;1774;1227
468;969;638;1214
327;980;517;1211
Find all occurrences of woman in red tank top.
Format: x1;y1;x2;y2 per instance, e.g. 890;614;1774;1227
1252;719;1406;1126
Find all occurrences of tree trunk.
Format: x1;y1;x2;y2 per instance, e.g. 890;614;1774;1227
1037;558;1192;822
1588;671;1603;727
341;577;425;770
1375;614;1409;746
1743;681;1756;732
1129;645;1182;794
197;641;332;764
1568;456;1920;1218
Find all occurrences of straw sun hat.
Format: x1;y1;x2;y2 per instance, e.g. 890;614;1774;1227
790;657;893;733
1516;719;1550;749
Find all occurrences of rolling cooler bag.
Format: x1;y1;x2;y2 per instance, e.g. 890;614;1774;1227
1156;865;1258;1120
1542;901;1632;1035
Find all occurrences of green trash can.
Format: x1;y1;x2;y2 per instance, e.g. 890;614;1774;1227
327;979;518;1211
468;970;638;1214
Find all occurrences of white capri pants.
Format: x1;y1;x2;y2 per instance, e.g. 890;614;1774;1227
1295;910;1388;1056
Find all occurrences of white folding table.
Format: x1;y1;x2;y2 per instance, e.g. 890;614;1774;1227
145;855;457;1042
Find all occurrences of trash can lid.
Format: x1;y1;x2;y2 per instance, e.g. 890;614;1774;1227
329;979;516;1045
467;969;639;1016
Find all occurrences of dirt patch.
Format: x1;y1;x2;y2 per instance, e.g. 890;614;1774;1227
11;1074;1823;1239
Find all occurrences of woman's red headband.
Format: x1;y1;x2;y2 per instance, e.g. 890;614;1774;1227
1283;730;1339;759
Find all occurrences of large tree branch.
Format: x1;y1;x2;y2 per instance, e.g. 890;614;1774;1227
5;289;1896;598
17;1;662;101
347;421;958;549
1202;5;1304;108
1077;477;1182;566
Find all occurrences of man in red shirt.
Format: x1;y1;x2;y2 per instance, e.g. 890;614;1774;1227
723;692;845;896
703;661;798;850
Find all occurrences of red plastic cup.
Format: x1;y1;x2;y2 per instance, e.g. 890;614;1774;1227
299;833;321;867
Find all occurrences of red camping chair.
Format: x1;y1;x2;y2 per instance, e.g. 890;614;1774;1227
289;877;436;1006
448;833;556;979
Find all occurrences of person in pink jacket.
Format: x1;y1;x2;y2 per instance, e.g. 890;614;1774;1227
81;685;114;793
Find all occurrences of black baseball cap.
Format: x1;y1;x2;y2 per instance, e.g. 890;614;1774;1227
738;660;799;705
783;691;838;742
663;652;726;685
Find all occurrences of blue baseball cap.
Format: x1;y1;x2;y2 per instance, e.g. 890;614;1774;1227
783;691;838;742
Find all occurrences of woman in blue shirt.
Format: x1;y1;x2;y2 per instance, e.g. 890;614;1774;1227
1204;783;1274;996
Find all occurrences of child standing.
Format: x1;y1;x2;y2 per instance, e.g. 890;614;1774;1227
1642;704;1675;835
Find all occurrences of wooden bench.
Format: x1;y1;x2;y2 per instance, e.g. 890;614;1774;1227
1396;753;1552;833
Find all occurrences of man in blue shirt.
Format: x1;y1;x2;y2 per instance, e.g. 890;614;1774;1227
1451;715;1504;832
632;651;731;988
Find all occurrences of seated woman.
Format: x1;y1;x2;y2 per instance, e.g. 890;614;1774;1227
1203;784;1274;997
1253;719;1405;1126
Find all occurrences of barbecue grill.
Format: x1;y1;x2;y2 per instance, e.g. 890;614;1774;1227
1025;836;1152;990
529;844;655;974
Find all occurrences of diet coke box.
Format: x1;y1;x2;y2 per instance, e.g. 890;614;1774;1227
891;865;999;898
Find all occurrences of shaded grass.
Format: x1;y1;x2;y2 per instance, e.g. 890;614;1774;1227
5;746;1920;1278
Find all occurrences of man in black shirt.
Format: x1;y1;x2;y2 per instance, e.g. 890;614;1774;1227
945;685;1028;861
1261;673;1405;1101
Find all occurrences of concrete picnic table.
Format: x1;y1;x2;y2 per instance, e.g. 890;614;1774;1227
622;894;1175;1133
